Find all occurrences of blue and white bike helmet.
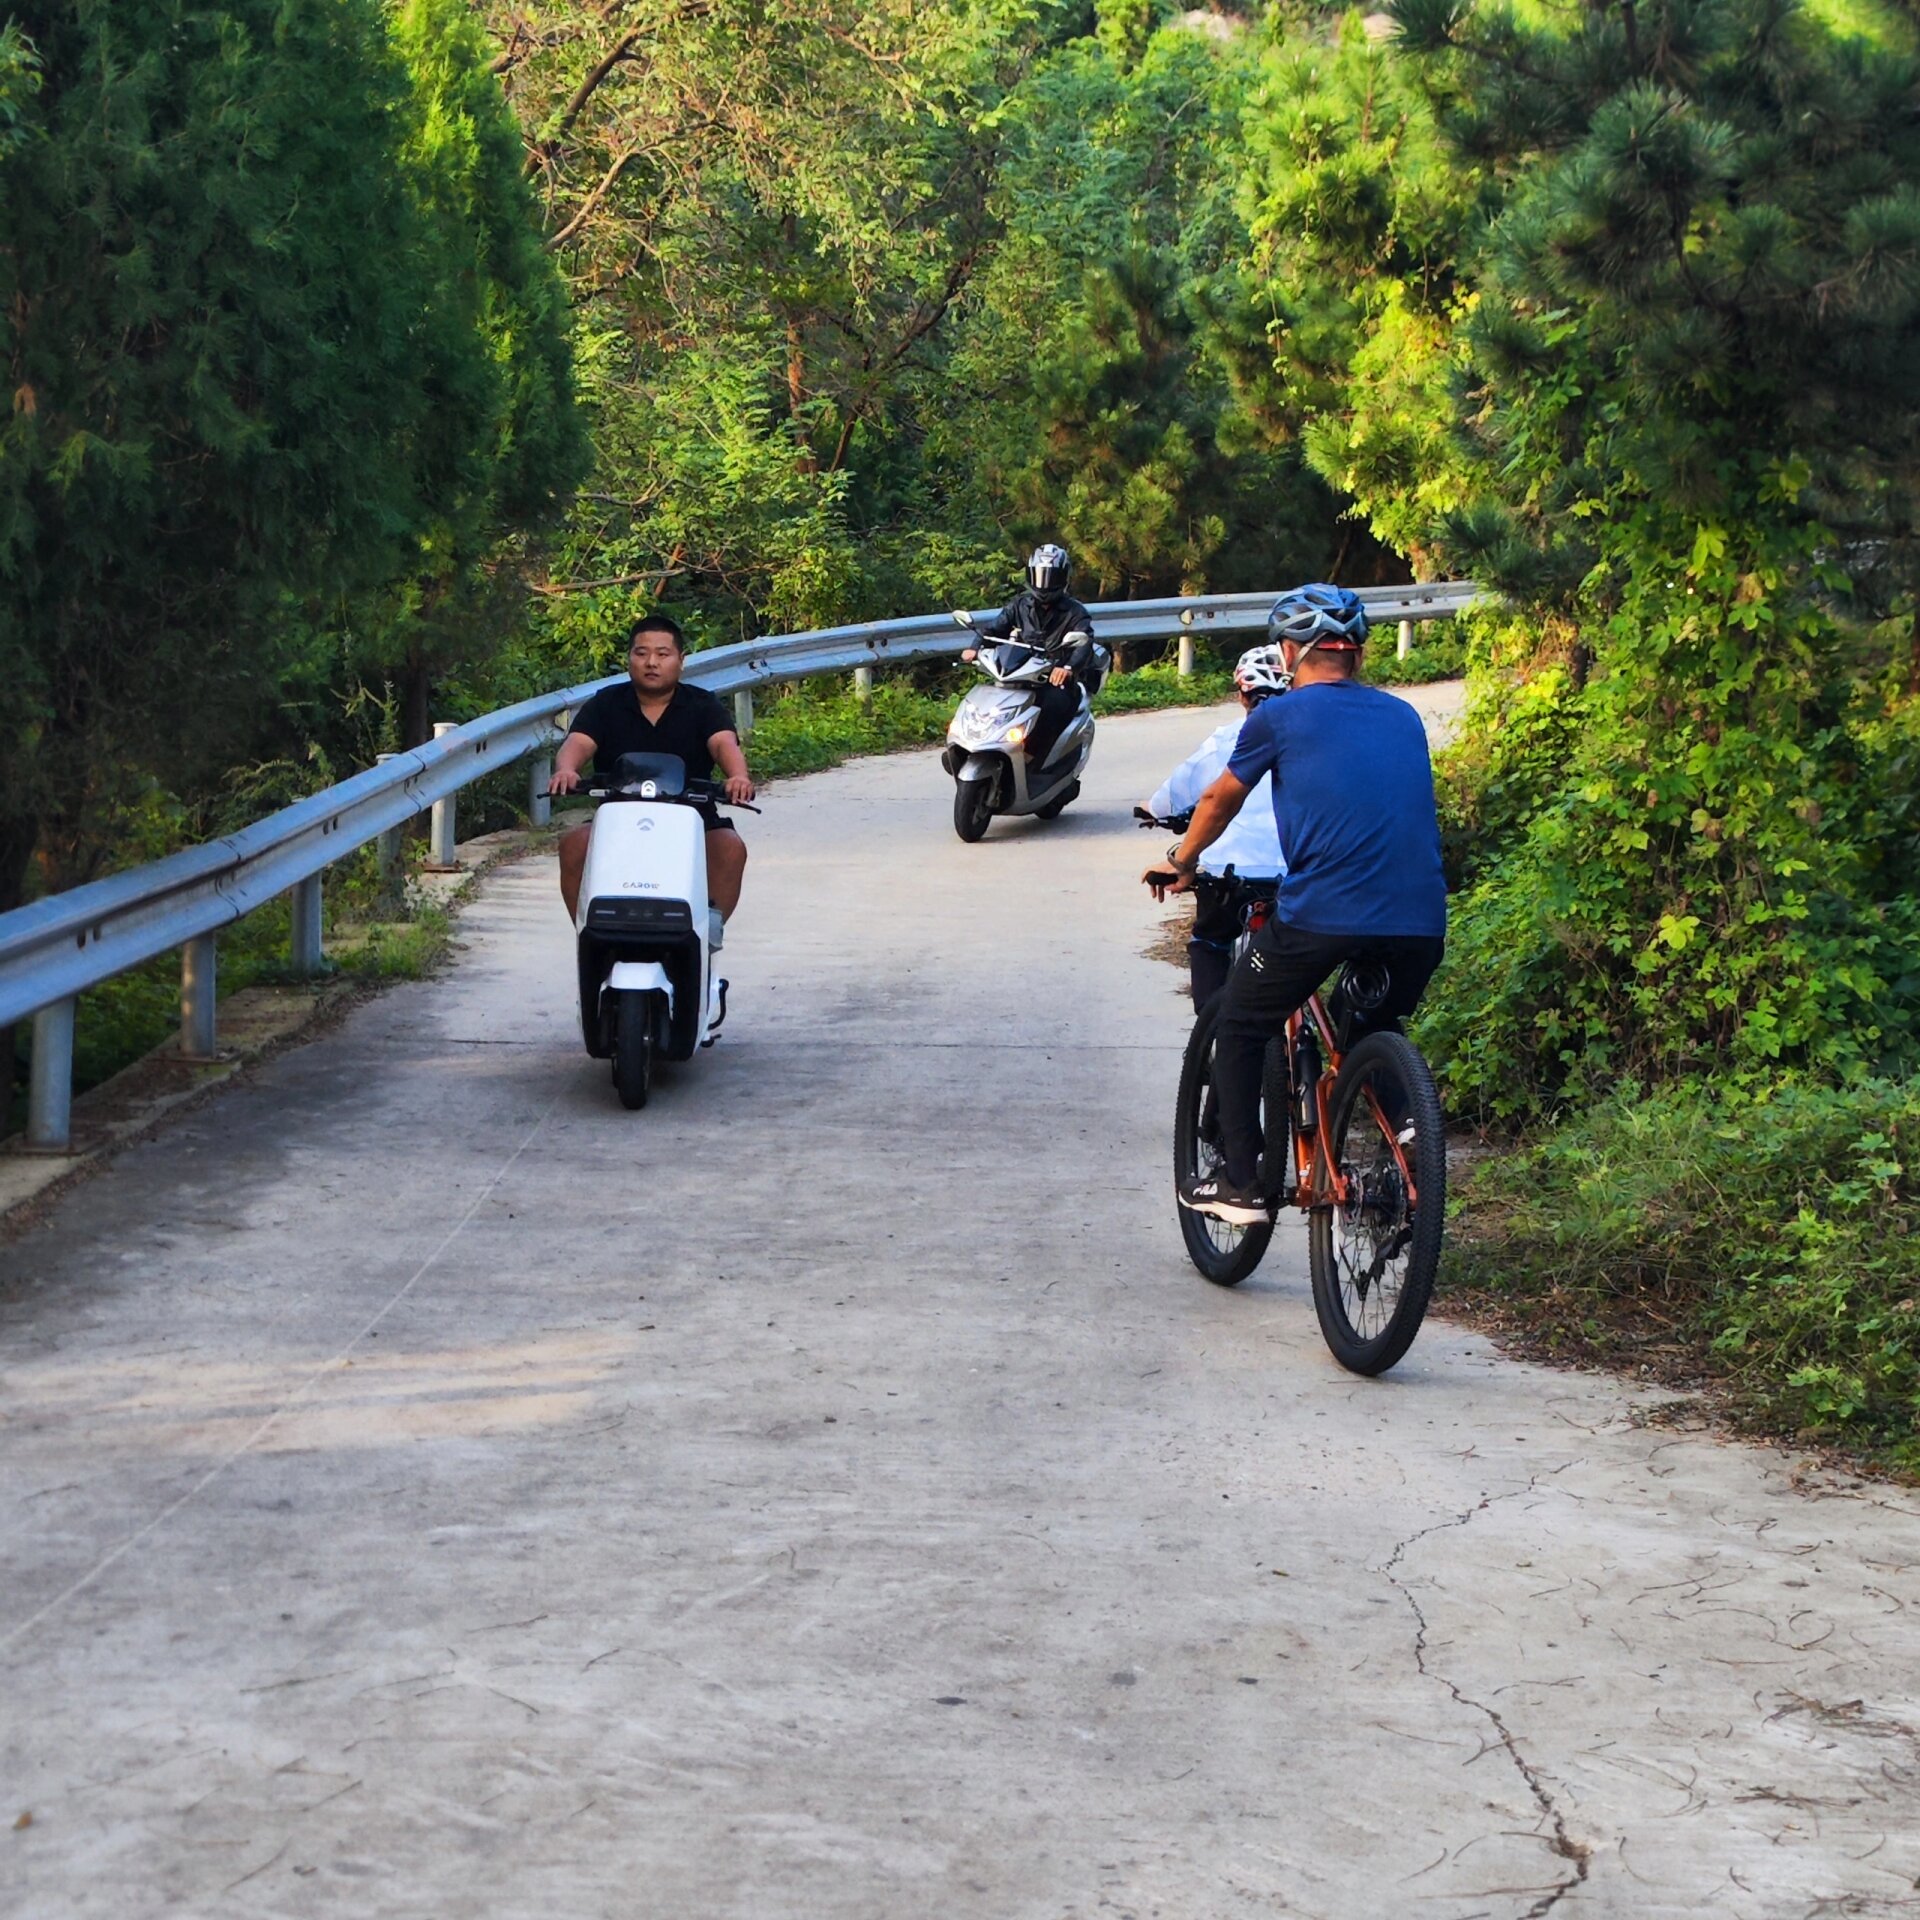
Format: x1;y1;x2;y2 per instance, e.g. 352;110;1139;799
1233;644;1291;703
1266;583;1369;657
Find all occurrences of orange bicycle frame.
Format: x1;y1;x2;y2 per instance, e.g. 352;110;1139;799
1283;993;1419;1213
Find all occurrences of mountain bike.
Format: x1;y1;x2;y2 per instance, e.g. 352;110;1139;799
1162;873;1445;1376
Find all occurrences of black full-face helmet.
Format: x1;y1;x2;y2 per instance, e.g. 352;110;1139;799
1026;543;1072;606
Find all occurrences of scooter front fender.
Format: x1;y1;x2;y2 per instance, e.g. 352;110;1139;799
604;961;674;1004
956;753;1002;783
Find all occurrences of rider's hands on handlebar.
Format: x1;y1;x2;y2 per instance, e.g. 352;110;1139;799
961;647;978;662
723;773;756;806
1048;665;1071;687
1143;844;1198;901
548;765;584;796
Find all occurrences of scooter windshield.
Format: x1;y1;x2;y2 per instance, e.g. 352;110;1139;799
611;751;687;795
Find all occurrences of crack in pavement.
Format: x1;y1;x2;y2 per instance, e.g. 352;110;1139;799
1379;1478;1595;1918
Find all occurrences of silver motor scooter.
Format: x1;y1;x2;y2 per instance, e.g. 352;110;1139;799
940;610;1110;843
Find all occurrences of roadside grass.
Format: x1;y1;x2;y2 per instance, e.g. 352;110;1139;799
1447;1075;1920;1477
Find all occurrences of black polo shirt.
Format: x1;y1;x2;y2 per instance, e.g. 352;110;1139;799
568;681;736;781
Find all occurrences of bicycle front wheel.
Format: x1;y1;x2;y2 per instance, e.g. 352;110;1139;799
1174;1002;1274;1287
1308;1029;1444;1374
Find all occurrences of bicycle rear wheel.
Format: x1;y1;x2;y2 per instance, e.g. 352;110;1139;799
1308;1029;1444;1375
1174;1002;1274;1286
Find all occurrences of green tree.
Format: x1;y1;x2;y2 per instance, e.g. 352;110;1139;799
1376;0;1920;1108
940;18;1356;600
1232;14;1482;573
482;0;1019;652
350;0;589;742
0;1;580;912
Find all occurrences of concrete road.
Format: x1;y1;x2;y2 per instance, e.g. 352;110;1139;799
4;696;1918;1920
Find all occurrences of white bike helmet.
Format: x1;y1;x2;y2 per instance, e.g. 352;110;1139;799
1233;643;1291;702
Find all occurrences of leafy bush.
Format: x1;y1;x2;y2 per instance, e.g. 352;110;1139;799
1366;623;1466;687
1094;661;1236;713
1455;1075;1920;1472
748;680;956;781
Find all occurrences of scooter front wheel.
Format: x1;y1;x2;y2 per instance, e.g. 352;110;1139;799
953;778;992;843
612;990;653;1110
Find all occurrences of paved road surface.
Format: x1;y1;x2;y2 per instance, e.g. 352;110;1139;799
4;696;1918;1919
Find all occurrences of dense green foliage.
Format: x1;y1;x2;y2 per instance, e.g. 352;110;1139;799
485;0;1390;685
1456;1076;1920;1470
1384;0;1920;1117
0;0;583;925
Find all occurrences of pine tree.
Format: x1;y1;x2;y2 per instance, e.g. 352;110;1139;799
0;1;583;913
1381;0;1920;1104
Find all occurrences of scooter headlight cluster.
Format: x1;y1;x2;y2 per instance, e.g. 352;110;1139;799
953;705;996;745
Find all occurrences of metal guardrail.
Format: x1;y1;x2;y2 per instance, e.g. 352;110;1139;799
2;581;1478;1150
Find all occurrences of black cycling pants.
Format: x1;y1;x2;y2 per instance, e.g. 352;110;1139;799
1024;678;1082;770
1212;922;1444;1190
1189;875;1270;1010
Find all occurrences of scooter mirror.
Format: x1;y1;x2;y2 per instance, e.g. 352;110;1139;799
952;609;974;630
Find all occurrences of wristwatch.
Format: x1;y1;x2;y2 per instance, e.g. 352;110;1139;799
1166;843;1197;873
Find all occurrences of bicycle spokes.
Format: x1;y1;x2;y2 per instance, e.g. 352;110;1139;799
1332;1078;1418;1333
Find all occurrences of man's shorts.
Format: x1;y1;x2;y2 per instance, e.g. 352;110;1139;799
692;800;740;835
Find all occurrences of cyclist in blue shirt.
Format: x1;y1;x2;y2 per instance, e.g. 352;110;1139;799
1143;585;1447;1225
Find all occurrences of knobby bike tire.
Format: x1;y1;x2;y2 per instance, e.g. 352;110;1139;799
953;779;993;842
1307;1028;1444;1375
1174;1000;1274;1287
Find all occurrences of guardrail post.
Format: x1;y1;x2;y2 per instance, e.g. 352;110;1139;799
1177;633;1195;678
1398;618;1414;661
733;689;754;737
180;933;217;1060
426;722;459;871
529;756;553;828
853;666;873;700
290;874;324;976
25;998;76;1153
374;752;405;911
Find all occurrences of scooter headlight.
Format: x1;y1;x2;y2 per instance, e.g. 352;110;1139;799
1006;723;1027;746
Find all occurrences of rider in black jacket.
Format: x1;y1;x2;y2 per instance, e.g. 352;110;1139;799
965;544;1098;768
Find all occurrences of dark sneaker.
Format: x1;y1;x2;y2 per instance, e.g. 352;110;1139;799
1179;1173;1268;1225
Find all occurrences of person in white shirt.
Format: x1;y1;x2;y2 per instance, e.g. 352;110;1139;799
1143;645;1289;1005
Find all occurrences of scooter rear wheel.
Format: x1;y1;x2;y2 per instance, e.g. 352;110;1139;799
953;779;992;843
613;991;653;1110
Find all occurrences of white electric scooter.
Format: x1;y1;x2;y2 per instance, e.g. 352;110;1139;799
574;751;752;1109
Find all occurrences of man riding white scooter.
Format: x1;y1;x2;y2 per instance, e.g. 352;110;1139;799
548;613;755;945
1140;645;1289;1006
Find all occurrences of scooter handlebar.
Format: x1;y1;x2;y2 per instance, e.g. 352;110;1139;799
579;777;762;813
